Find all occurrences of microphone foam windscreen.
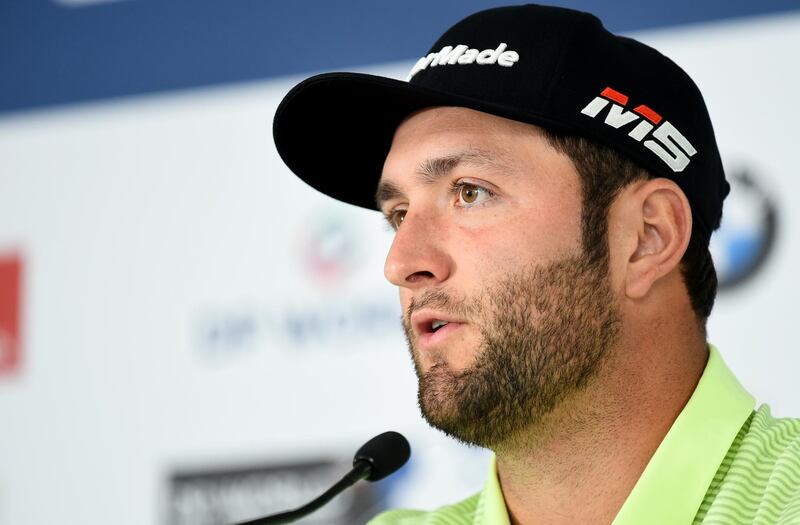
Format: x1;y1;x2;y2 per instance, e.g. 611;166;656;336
353;431;411;481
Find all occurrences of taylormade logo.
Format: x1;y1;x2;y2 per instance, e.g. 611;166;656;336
407;43;519;81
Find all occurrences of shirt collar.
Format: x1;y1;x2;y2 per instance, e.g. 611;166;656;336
476;345;755;525
475;454;511;525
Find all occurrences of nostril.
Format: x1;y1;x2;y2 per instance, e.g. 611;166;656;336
407;271;435;283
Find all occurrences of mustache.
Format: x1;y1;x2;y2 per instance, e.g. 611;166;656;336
405;289;478;326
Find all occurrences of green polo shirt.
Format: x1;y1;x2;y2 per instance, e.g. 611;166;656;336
369;346;800;524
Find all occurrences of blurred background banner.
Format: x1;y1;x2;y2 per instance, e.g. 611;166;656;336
1;2;799;524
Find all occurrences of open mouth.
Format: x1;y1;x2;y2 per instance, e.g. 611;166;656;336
410;311;465;347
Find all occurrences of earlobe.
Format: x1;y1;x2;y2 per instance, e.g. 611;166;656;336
625;180;692;300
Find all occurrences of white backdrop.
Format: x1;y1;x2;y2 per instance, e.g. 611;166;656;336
1;11;798;525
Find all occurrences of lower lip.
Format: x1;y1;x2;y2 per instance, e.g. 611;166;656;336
417;322;464;349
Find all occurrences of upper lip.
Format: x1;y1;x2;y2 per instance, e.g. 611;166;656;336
410;310;465;337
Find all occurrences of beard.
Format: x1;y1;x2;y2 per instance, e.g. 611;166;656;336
402;251;621;449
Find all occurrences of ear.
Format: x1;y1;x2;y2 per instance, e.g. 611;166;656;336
623;178;692;300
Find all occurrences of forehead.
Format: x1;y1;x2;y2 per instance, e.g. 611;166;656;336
378;107;579;204
386;106;541;162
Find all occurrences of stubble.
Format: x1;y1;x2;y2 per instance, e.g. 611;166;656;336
403;253;621;449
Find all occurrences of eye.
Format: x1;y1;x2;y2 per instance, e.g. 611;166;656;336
387;208;407;230
460;184;481;204
454;182;493;206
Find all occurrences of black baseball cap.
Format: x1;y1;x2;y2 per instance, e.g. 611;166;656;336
273;4;728;240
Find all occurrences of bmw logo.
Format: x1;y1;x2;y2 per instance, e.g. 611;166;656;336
710;168;778;291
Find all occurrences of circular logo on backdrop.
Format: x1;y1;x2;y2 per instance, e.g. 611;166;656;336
298;211;362;287
710;168;778;291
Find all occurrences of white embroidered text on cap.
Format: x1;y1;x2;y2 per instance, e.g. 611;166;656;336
406;43;519;81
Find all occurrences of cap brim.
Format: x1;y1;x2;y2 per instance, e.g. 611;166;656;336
272;72;572;210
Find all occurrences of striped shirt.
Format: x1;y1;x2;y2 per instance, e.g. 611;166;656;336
368;346;800;524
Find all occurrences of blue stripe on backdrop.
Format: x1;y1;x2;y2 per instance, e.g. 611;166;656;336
1;0;798;114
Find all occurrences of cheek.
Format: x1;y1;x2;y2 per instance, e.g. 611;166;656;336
519;196;583;260
398;287;413;316
452;203;583;274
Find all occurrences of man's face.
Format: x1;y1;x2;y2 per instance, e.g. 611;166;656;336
377;107;621;448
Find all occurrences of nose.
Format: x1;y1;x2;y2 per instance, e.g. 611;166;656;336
384;210;453;289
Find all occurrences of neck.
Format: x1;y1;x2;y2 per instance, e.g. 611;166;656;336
494;308;708;525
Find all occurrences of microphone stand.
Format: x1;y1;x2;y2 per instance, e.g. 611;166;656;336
234;460;373;525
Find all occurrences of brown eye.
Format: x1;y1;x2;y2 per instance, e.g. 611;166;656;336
390;209;407;229
460;184;481;204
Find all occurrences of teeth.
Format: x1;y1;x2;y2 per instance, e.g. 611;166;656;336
431;320;449;331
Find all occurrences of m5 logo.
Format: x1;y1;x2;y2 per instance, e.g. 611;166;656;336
580;87;697;172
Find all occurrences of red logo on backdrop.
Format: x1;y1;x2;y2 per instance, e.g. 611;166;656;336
0;254;22;376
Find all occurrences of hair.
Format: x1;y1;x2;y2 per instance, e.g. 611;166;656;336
541;130;718;327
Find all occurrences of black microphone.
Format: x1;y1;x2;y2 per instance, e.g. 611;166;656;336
234;431;411;525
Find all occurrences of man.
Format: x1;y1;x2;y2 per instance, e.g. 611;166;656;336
273;4;800;524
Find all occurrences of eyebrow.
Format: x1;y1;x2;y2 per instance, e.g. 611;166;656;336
375;149;509;209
